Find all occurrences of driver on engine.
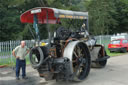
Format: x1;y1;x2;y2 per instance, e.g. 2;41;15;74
80;23;89;39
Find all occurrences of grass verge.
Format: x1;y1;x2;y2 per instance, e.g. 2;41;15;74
0;56;30;66
106;48;128;57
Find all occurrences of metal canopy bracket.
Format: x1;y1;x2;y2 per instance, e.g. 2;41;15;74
33;14;40;41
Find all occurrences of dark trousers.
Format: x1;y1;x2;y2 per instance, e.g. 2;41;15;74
16;59;26;78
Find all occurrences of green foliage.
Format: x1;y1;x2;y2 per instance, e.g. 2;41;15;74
0;0;23;41
87;0;117;35
112;0;128;33
0;0;128;41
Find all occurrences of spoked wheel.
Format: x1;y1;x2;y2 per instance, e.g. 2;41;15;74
91;48;107;68
72;43;91;81
29;47;44;68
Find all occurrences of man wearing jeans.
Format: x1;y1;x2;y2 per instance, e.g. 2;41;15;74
12;41;29;80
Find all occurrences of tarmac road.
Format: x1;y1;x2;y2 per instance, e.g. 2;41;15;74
0;54;128;85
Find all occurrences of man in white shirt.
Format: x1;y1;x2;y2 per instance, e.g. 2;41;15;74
81;23;89;38
12;41;29;80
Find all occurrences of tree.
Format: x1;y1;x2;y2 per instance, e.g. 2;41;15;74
0;0;44;41
0;0;128;41
112;0;128;33
0;0;24;41
87;0;118;35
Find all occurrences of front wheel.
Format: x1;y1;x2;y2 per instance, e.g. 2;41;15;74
91;49;107;68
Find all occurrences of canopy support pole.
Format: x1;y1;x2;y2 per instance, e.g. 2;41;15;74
46;10;51;49
33;14;40;44
86;17;89;32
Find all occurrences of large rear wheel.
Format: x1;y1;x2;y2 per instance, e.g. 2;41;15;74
72;43;91;81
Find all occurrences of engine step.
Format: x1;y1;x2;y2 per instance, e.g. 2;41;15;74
92;56;110;62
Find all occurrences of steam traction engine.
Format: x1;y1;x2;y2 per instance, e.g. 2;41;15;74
20;7;110;81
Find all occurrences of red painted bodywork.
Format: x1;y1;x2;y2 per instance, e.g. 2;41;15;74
108;39;128;51
20;7;60;24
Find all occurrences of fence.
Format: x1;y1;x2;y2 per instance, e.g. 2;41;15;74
95;34;128;48
0;35;127;65
95;35;111;48
0;40;35;65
